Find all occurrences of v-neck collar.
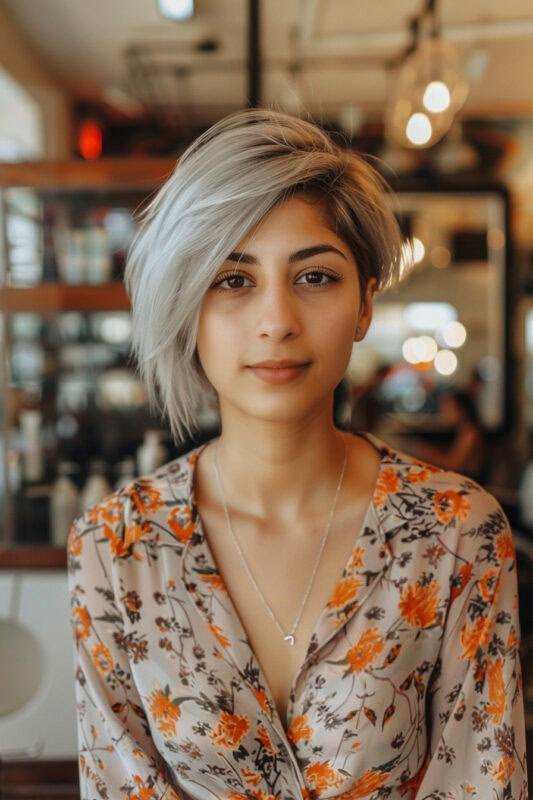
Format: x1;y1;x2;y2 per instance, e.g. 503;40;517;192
180;430;394;745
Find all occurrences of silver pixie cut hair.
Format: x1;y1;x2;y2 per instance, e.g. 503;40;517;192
124;107;404;446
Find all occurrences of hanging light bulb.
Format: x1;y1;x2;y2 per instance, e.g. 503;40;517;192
406;113;432;145
385;38;469;149
423;81;450;112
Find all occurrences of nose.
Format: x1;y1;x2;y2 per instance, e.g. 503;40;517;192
253;277;301;340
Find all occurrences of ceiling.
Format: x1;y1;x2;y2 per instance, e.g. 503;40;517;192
3;0;533;127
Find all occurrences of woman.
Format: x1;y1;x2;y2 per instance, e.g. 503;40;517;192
67;109;528;800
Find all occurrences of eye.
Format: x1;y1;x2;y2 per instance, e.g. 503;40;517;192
211;271;253;291
210;268;341;292
296;270;339;287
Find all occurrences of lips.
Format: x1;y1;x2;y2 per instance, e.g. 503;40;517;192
248;362;311;384
249;360;310;369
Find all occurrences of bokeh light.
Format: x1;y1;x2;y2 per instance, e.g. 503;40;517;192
434;349;458;375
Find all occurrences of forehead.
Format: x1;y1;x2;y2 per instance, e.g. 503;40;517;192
236;193;342;250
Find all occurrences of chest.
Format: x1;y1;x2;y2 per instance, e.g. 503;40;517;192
197;502;370;730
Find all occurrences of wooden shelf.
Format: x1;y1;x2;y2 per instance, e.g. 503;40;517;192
0;282;130;313
0;547;68;569
0;157;176;189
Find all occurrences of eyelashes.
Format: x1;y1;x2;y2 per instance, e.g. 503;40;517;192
210;268;342;292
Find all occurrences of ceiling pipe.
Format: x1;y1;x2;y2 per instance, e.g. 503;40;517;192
296;1;533;54
247;0;261;107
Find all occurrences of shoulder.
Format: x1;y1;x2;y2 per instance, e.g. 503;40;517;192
368;433;514;568
67;442;204;564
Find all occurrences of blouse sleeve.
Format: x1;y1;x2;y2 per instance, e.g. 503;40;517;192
67;508;181;800
413;491;529;799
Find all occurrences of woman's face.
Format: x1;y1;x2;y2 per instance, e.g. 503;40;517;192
196;194;376;427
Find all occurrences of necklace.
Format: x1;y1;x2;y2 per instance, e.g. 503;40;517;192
212;433;348;646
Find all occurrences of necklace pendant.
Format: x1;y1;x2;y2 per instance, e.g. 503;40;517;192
284;634;295;645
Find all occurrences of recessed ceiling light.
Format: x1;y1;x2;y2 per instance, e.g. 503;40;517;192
158;0;194;20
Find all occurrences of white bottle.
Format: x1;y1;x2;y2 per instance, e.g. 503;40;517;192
51;462;80;547
79;460;112;514
19;410;44;482
136;430;168;476
114;457;137;490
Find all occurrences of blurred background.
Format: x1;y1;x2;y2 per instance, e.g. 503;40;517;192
1;0;533;795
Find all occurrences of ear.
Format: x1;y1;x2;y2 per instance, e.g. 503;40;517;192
354;277;377;342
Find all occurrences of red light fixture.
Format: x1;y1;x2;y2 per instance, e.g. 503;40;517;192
78;120;103;160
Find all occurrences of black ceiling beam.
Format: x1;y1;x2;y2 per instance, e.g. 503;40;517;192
247;0;261;107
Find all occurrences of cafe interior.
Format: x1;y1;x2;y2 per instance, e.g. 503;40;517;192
1;0;533;795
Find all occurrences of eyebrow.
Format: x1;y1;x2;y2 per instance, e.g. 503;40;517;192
226;244;348;264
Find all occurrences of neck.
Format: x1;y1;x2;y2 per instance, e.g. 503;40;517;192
208;419;348;526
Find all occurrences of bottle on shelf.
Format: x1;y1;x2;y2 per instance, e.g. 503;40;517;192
114;457;137;490
136;430;169;476
19;410;44;483
50;462;80;547
79;460;112;513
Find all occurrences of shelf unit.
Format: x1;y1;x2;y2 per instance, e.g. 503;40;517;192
0;158;175;565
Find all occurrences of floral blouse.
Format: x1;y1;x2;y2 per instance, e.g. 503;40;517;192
67;431;528;800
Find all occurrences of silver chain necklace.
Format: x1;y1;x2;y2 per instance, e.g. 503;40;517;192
212;433;348;646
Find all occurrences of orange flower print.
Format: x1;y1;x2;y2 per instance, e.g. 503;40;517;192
102;523;127;558
496;529;515;562
335;768;392;799
485;658;507;724
305;761;344;795
448;563;473;606
348;546;365;569
251;687;271;717
399;579;440;628
479;567;503;605
68;524;82;555
346;627;385;672
399;754;430;797
87;504;101;524
100;499;122;526
491;755;515;784
405;467;432;484
130;775;157;800
91;643;113;673
241;766;263;786
256;725;277;753
168;505;195;544
149;689;181;738
123;481;165;515
460;616;492;661
208;623;231;649
123;521;152;561
328;576;364;610
72;606;91;642
373;467;401;507
287;714;313;744
199;573;227;592
250;791;280;800
433;490;471;525
210;711;250;749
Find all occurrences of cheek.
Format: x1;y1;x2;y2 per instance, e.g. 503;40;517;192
316;305;358;349
196;306;241;370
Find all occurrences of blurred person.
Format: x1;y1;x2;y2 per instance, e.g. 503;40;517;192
348;362;390;434
66;108;527;800
410;389;487;482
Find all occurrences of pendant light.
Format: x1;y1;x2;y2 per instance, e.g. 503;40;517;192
385;0;469;149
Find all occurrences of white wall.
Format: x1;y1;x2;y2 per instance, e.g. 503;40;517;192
0;6;72;158
0;570;78;759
